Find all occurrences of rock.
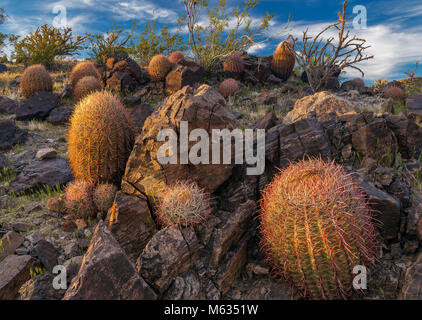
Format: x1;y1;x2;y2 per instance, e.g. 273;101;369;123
18;273;66;300
63;221;156;300
137;226;200;295
406;194;422;237
386;114;422;159
242;54;272;83
284;91;359;124
251;91;278;106
166;61;204;94
0;255;40;300
231;277;293;300
16;92;60;121
62;241;80;259
388;179;410;209
163;271;201;300
125;57;149;85
25;230;43;246
46;105;73;125
0;119;28;150
62;221;77;233
63;256;83;284
401;252;422;299
35;148;57;160
266;74;282;85
10;157;73;194
33;240;58;272
122;85;239;199
358;179;401;240
0;152;8;171
0;231;24;262
406;94;422;122
0;63;7;73
10;222;34;233
75;219;87;230
256;112;278;131
46;195;67;214
127;103;153;134
107;70;139;93
106;192;156;261
60;84;72;100
0;96;18;114
368;259;402;299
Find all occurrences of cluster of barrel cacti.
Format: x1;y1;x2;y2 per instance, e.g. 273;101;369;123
73;75;102;101
271;40;295;80
259;158;379;300
20;64;53;98
70;61;103;100
156;180;212;228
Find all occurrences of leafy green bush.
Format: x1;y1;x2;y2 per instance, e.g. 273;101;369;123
86;26;132;66
180;0;273;71
128;20;186;67
13;24;86;68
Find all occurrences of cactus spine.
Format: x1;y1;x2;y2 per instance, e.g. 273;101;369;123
20;64;53;99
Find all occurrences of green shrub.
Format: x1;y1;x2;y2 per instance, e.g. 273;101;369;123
13;24;86;68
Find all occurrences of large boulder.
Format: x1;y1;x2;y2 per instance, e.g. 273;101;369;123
0;96;18;115
63;221;156;300
18;273;66;300
0;231;23;262
165;61;204;94
284;91;359;124
106;192;156;261
46;105;74;125
122;84;239;200
16;91;60;121
0;119;28;150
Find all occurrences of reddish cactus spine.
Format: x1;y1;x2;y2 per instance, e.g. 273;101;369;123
20;64;53;99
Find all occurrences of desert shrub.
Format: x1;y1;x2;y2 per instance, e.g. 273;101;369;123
70;61;101;89
218;78;240;98
20;64;53;98
271;40;295;80
93;183;118;213
181;0;273;71
156;181;212;227
13;24;86;68
64;180;97;219
73;76;102;101
67;91;136;185
382;86;405;101
86;26;131;66
128;20;186;67
147;54;172;82
259;158;378;299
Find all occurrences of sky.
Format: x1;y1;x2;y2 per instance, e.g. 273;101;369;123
0;0;421;81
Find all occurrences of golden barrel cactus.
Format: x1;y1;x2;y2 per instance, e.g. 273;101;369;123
218;78;240;98
20;64;53;99
67;91;136;185
259;158;378;300
148;54;172;82
73;76;102;101
70;61;101;89
271;41;296;81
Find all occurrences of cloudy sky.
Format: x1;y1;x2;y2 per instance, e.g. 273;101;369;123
1;0;421;80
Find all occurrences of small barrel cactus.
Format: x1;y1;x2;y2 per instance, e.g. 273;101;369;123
168;51;185;64
259;158;378;300
222;53;245;74
70;61;101;89
94;183;118;213
20;64;53;99
73;76;102;101
271;41;295;80
382;86;405;101
148;54;172;82
67;91;136;185
351;77;365;87
64;180;97;219
156;181;212;228
218;78;240;98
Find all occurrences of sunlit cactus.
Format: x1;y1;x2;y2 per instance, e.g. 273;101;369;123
218;78;240;98
20;64;53;99
168;51;185;64
156;181;212;228
67;91;136;185
148;54;172;81
70;61;101;89
271;40;295;80
93;183;118;213
64;180;97;219
73;76;102;101
222;53;245;73
259;158;379;300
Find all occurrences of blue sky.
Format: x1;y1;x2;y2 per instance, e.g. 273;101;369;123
1;0;421;80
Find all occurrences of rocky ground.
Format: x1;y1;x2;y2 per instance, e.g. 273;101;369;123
1;56;422;300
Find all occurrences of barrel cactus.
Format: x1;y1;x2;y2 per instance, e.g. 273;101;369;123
73;76;102;101
351;78;365;88
222;53;245;74
218;78;240;98
148;54;172;82
64;180;97;220
93;183;118;213
156;181;212;228
168;51;185;64
271;41;295;80
67;91;136;185
20;64;53;99
259;158;378;300
70;61;101;89
382;86;405;101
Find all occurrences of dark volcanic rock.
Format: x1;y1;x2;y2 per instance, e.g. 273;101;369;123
18;273;66;300
0;152;8;171
256;112;278;131
33;240;59;272
0;96;18;114
166;61;204;94
401;252;422;300
10;157;73;194
46;105;73;125
406;93;422;121
0;119;28;150
107;70;139;93
0;231;24;262
16;91;60;121
63;221;156;300
127;103;153;134
137;226;200;296
0;255;40;300
0;63;7;73
106;192;156;261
